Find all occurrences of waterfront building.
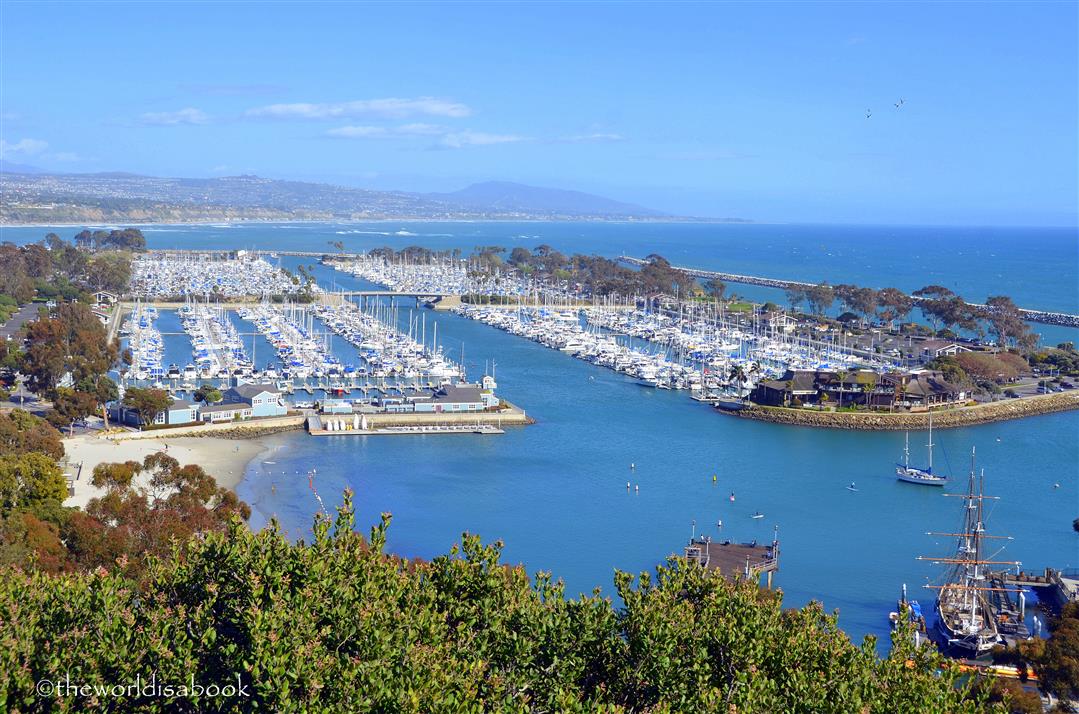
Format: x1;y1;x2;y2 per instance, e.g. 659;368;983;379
93;290;118;306
223;384;288;418
752;369;964;410
159;398;198;426
199;401;253;423
112;396;198;426
413;383;500;413
320;398;354;415
916;339;974;360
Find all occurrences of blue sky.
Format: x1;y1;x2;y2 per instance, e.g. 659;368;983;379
1;1;1076;225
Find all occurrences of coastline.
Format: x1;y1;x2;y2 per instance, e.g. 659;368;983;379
62;433;267;509
0;217;739;229
721;390;1079;430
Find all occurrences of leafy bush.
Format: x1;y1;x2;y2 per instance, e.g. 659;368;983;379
0;494;992;712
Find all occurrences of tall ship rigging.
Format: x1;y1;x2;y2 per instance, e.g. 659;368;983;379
918;447;1029;658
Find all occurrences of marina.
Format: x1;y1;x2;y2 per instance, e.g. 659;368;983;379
130;251;319;300
6;221;1076;651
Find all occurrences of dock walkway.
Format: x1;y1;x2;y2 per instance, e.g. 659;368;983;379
683;534;779;587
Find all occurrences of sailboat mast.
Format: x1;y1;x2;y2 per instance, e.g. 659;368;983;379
927;413;934;472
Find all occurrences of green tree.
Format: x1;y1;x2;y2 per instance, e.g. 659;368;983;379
23;302;117;392
0;453;67;512
0;410;64;460
705;277;727;301
193;385;223;403
122;387;172;426
806;284;835;316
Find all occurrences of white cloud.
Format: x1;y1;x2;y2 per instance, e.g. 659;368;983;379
326;123;448;139
140;108;210;126
559;132;625;143
326;124;526;149
439;131;528;148
0;138;48;157
49;152;82;162
249;97;471;120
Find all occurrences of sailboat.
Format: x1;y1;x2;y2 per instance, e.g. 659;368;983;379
919;448;1019;658
896;413;948;486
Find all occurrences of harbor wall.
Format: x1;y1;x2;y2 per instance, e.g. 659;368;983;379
725;391;1079;430
107;415;306;440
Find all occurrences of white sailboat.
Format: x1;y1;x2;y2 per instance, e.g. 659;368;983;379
895;413;948;486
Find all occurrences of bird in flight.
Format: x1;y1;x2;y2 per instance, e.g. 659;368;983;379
894;98;905;109
866;108;872;119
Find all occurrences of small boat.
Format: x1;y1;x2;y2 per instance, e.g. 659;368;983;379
888;583;928;647
847;483;859;492
896;414;948;486
751;512;764;519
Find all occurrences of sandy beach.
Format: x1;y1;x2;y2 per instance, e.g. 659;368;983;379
62;434;267;509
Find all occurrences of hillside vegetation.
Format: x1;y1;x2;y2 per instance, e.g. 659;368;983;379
0;493;994;713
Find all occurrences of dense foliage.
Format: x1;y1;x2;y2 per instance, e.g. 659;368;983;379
121;387;173;426
0;410;64;460
0;449;250;579
1009;601;1079;704
0;493;995;713
73;228;147;252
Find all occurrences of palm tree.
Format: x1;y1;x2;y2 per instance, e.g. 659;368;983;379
860;381;874;410
728;365;747;397
835;370;849;409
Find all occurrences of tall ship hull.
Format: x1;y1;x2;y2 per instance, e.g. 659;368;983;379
919;447;1024;660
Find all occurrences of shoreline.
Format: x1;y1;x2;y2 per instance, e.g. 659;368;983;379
62;433;268;509
720;391;1079;430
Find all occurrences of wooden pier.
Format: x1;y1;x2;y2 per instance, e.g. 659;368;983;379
683;532;779;588
993;567;1079;612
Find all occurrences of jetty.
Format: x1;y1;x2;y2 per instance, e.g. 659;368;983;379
305;406;528;435
683;531;780;588
618;255;1079;328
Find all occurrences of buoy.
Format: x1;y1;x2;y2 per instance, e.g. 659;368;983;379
712;474;717;483
630;463;635;470
635;484;639;493
626;481;631;489
729;492;735;503
717;519;723;528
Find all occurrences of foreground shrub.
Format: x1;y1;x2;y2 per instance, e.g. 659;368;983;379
0;493;993;712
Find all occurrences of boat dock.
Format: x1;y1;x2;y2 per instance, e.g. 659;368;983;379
993;567;1079;613
307;413;507;436
683;533;780;588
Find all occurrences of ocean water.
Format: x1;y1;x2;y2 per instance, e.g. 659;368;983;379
6;221;1077;646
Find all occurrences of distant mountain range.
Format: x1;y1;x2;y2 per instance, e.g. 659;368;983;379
431;181;666;218
0;168;735;224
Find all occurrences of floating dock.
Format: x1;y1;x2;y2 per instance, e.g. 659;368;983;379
683;534;780;588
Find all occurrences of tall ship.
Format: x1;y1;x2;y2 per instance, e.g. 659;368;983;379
895;414;947;486
918;448;1027;658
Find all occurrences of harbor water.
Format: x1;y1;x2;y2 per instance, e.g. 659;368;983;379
5;221;1077;646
